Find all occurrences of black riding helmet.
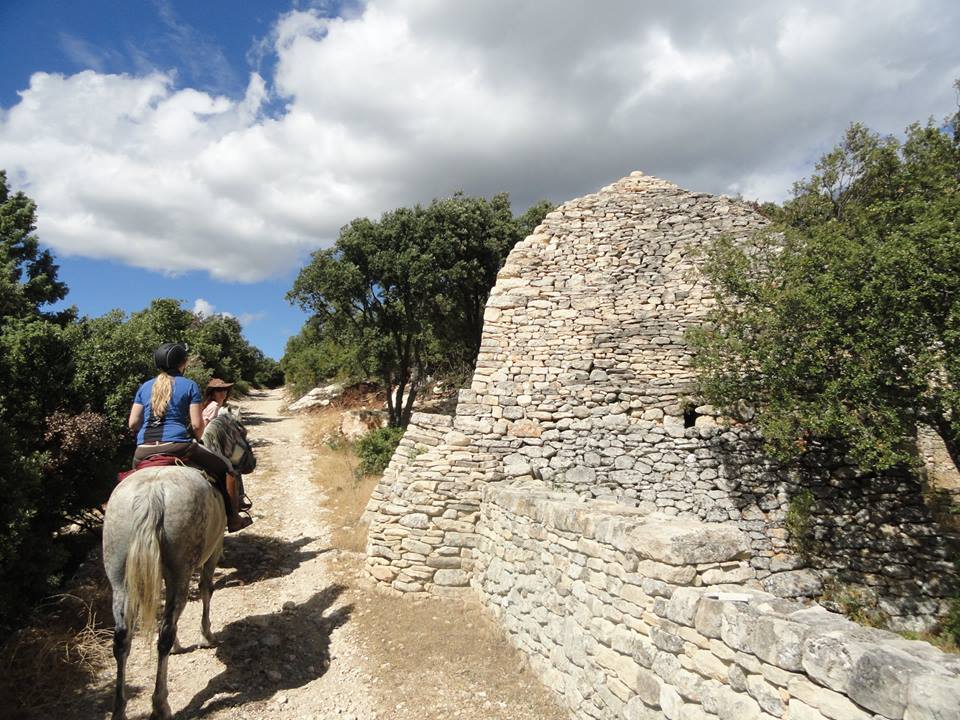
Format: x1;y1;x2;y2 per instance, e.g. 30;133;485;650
154;342;188;373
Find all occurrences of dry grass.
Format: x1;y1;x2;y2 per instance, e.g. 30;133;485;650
304;409;380;552
0;585;114;717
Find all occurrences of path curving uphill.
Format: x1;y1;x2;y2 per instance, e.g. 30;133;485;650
84;388;564;720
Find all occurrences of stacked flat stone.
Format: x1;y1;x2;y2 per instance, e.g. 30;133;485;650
363;172;958;625
473;484;960;720
365;412;495;593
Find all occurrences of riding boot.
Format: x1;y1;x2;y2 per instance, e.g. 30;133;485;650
225;473;252;533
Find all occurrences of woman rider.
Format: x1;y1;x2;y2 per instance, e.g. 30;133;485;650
201;377;234;431
127;342;252;532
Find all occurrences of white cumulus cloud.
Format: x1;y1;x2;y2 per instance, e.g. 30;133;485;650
192;297;261;326
2;1;958;282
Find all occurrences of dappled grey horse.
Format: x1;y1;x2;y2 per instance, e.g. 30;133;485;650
102;415;256;720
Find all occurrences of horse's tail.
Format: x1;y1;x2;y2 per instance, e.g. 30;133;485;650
124;480;164;634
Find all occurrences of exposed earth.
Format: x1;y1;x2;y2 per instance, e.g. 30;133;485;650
4;389;566;720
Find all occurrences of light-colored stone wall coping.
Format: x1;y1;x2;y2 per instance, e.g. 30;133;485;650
484;481;751;565
407;411;454;429
478;484;960;720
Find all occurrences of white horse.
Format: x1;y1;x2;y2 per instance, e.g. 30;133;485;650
102;416;255;720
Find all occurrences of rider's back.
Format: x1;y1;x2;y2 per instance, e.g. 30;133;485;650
135;375;201;444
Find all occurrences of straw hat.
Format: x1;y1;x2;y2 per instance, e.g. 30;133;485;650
206;378;234;391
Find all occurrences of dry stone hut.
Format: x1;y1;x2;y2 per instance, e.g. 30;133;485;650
363;172;960;720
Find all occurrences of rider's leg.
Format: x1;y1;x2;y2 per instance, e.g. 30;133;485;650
184;443;251;532
225;473;252;532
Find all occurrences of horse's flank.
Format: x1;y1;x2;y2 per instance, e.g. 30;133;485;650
103;467;225;635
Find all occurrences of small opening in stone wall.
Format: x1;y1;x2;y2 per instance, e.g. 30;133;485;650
683;405;699;428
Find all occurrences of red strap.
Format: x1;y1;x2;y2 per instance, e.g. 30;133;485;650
116;454;185;483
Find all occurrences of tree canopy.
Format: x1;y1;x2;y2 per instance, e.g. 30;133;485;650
690;107;960;472
0;170;281;630
286;192;551;425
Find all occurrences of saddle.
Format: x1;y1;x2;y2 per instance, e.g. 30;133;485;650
116;455;252;511
116;454;187;483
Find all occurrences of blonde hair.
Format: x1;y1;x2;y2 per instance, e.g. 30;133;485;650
150;372;174;418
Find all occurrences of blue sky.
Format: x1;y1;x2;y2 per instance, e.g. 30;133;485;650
2;1;958;362
0;0;329;359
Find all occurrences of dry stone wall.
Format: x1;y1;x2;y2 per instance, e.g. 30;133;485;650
362;171;960;714
364;412;491;593
474;483;960;720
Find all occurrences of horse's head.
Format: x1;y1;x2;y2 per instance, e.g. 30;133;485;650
201;415;256;475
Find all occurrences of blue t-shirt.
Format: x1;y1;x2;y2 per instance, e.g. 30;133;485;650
134;375;202;444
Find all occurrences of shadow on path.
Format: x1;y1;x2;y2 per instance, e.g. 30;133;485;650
213;534;327;591
240;409;284;427
178;585;352;718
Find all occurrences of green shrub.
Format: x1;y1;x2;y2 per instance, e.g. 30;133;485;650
945;597;960;646
357;426;405;475
785;489;816;560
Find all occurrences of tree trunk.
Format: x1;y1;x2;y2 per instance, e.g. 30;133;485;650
391;380;407;428
929;411;960;476
384;372;400;427
401;385;418;428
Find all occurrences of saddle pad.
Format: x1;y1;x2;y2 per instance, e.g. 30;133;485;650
116;454;189;483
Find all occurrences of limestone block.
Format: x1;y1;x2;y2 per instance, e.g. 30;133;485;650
638;560;698;585
690;649;729;682
503;462;533;477
629;518;750;565
400;538;432;555
625;696;661;720
510;419;543;437
674;668;709;702
654;650;683;684
392;579;423;593
427;555;462;569
666;587;704;627
701;565;755;585
660;684;684;719
444;532;479;548
904;674;960;720
752;616;808;672
787;699;827;720
679;706;715;720
720;603;761;654
786;677;871;720
431;569;470;587
745;674;785;716
368;564;397;582
847;645;943;719
801;631;871;694
566;465;597;484
399;513;430;529
713;686;763;720
629;665;663;706
761;570;823;598
651;625;685;653
695;598;725;639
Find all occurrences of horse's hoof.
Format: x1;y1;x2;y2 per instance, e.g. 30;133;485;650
149;706;173;720
198;634;218;648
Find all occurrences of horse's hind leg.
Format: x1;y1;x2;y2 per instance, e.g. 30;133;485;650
111;588;133;720
151;577;188;720
198;548;220;647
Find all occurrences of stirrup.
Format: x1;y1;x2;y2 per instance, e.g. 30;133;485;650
227;513;253;533
239;494;253;511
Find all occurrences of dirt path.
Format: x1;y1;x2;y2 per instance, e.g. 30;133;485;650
63;388;565;720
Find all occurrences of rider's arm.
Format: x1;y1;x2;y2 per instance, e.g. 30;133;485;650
189;403;203;438
128;403;144;434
